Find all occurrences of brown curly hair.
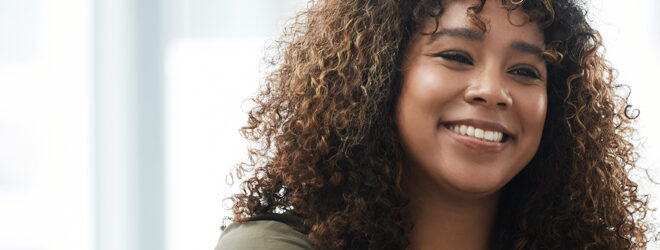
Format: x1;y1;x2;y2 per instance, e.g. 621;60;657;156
226;0;651;249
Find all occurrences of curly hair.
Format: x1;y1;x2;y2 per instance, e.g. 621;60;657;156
226;0;651;249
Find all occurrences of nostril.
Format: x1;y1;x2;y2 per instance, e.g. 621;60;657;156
473;97;487;103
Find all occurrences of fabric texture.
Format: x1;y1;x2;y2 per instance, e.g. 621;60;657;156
214;213;315;250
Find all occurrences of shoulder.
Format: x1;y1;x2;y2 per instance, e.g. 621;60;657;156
215;214;315;250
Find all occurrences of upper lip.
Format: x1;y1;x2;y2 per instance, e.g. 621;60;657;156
442;119;514;138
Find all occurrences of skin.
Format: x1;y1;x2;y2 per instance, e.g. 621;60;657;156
396;0;547;249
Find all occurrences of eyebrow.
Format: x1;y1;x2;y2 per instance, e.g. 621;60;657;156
428;28;484;44
428;28;545;59
510;40;544;59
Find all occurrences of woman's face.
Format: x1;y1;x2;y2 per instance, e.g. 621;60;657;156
397;0;547;198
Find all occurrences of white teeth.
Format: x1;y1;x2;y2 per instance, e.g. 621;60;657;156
484;131;493;141
447;124;505;142
466;126;475;136
474;128;484;139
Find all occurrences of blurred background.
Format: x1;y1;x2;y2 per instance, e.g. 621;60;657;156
0;0;657;249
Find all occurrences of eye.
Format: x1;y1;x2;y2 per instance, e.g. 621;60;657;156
433;51;474;65
508;66;541;79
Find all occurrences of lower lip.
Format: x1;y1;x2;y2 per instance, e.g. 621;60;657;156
440;125;510;153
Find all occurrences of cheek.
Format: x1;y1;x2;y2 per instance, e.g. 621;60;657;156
519;89;547;136
397;66;459;150
401;65;465;108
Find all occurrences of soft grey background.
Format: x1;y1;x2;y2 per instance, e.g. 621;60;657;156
0;0;657;249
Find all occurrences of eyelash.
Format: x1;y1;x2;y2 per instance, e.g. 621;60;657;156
508;67;541;79
434;51;473;65
433;51;541;80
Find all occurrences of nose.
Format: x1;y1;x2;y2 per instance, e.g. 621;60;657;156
464;69;513;109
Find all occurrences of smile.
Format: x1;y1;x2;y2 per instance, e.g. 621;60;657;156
438;119;514;152
446;124;504;142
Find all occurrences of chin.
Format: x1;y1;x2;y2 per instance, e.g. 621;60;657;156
440;168;511;198
450;181;502;197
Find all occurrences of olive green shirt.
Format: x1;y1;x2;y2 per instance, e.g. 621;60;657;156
215;214;316;250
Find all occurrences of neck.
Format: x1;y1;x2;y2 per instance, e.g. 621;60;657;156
404;174;500;250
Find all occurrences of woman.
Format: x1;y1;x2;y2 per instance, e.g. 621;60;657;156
216;0;650;249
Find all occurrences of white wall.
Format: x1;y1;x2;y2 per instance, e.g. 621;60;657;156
0;0;93;249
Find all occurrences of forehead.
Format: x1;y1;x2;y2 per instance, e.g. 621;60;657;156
422;0;544;45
